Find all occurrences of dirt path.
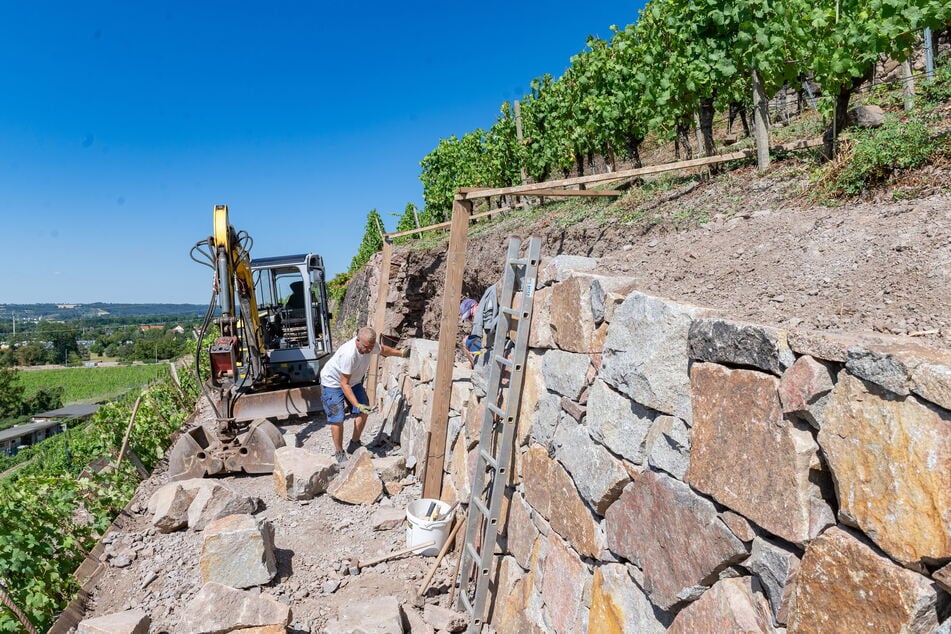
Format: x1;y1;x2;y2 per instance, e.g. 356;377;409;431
78;399;457;633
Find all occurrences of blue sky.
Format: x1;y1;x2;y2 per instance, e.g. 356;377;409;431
0;1;644;304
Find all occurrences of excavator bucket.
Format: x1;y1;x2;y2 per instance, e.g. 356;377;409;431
167;419;285;481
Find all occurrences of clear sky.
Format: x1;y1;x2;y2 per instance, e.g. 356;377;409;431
0;1;644;304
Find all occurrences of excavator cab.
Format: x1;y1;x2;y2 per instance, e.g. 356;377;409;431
169;207;335;481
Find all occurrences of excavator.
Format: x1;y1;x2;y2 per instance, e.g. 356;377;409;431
168;205;333;480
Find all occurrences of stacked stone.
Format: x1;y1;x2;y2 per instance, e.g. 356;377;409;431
376;338;475;504
425;255;949;633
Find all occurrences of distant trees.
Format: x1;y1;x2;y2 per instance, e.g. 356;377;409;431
0;368;24;418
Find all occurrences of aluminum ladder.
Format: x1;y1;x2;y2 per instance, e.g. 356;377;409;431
457;236;541;632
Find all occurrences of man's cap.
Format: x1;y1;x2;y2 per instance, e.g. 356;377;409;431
459;298;477;318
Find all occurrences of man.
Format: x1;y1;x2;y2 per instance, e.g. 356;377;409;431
320;326;409;464
460;284;499;368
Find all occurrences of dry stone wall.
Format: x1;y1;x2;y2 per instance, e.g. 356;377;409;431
378;254;950;633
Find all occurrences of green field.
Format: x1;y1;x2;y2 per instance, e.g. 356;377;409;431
17;364;170;404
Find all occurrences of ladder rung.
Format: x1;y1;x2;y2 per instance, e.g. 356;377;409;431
465;541;481;564
494;354;513;368
479;447;498;471
472;497;490;521
508;257;530;266
486;403;505;418
500;306;523;317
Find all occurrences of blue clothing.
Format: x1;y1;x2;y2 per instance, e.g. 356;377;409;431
321;382;368;424
465;334;483;353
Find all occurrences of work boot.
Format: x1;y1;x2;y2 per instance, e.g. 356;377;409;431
335;450;347;465
346;439;362;455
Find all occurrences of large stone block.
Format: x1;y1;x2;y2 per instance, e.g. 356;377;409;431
449;370;473;414
788;527;941;634
323;595;403;634
200;514;276;589
408;338;439;379
553;423;631;516
747;537;801;626
516;350;546;447
77;609;150;634
778;355;835;426
644;415;691;480
272;447;337;501
528;284;556;349
687;363;834;545
542;349;590;400
846;342;951;409
605;471;747;610
148;482;196;533
668;577;777;634
588;564;667;634
601;292;713;423
688;317;795;375
521;446;603;559
328;447;383;505
372;454;407;482
529;393;562;452
400;414;427;472
818;372;951;567
463;391;484;449
786;329;898;362
179;582;290;634
409;382;432;424
587;378;656;465
590;277;638;325
181;480;257;531
551;274;599;353
505;492;540;569
537;254;598;287
540;532;591;634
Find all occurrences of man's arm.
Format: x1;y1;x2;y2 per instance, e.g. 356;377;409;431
338;373;363;408
381;344;410;358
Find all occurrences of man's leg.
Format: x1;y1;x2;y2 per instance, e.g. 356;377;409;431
349;383;370;447
321;387;347;456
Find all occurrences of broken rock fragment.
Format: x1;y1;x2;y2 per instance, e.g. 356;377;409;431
272;446;337;501
77;609;150;634
199;514;277;588
179;582;290;634
328;447;383;504
323;595;403;634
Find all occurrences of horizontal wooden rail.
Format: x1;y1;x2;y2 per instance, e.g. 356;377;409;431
457;136;824;200
385;204;524;239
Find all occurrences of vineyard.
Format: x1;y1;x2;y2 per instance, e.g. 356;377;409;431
16;364;170;405
400;0;950;227
0;366;200;632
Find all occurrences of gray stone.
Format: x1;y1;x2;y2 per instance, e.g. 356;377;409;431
324;595;403;634
787;329;898;362
846;345;913;395
199;514;276;589
372;455;408;482
747;537;801;626
183;480;257;531
148;482;195;533
538;254;598;287
542;350;590;400
588;564;667;633
645;415;691;480
423;605;466;632
272;447;338;501
590;277;638;325
602;292;713;423
587;378;656;465
553;422;631;515
77;609;150;634
688;317;795;375
846;104;885;128
179;582;290;633
668;577;777;633
408;338;439;379
529;393;562;451
371;507;406;531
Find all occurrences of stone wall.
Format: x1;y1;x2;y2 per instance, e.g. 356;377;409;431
379;256;951;633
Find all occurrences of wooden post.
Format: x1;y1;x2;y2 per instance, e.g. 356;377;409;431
412;205;422;238
900;59;915;111
366;239;393;405
752;69;770;172
513;100;527;186
924;28;935;81
423;197;471;499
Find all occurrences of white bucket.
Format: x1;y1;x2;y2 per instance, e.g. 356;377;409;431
405;498;452;556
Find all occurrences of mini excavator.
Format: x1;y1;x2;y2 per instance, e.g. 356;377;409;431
168;205;333;480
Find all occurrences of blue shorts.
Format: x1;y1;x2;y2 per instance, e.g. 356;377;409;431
465;335;483;353
321;383;368;424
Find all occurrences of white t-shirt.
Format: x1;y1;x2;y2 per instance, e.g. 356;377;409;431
320;337;381;388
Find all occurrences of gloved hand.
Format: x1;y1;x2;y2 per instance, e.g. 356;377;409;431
401;348;411;358
356;404;374;415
